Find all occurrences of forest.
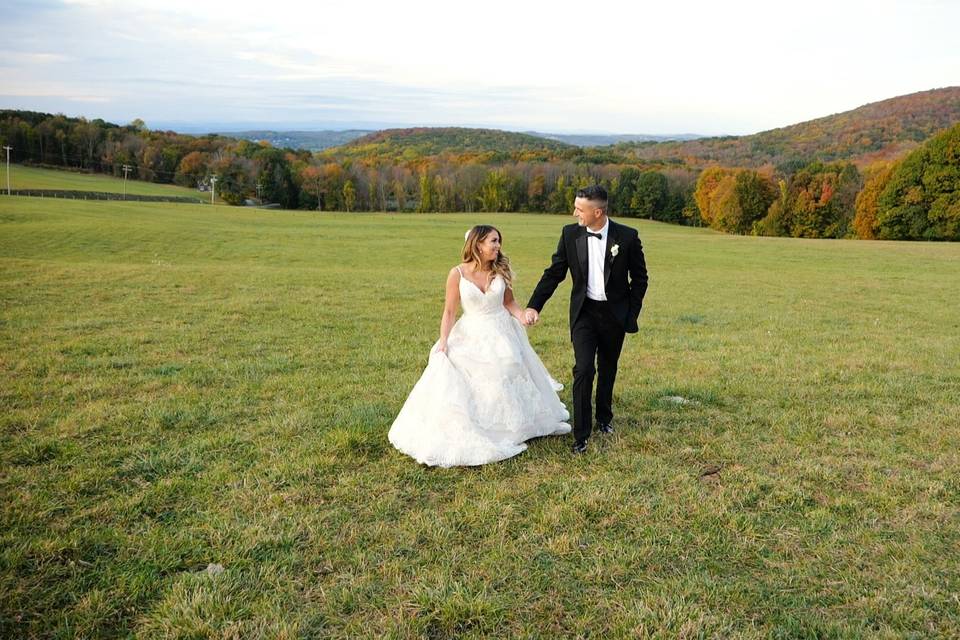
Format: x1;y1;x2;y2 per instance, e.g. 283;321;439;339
2;89;958;241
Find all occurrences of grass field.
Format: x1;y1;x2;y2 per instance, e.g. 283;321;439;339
4;165;208;199
1;196;959;638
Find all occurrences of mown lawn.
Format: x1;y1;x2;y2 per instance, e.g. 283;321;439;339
1;196;958;638
4;165;207;199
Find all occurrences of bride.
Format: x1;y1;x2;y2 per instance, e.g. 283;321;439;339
388;224;571;467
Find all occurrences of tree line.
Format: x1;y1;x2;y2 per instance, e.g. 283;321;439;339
2;110;957;240
0;110;697;221
692;123;959;240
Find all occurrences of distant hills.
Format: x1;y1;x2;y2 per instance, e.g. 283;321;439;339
526;132;704;146
308;87;959;168
218;129;372;151
221;128;705;152
321;127;703;165
325;127;578;163
615;87;960;168
217;88;960;168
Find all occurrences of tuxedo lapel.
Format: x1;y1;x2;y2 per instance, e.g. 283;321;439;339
575;227;588;281
603;221;619;288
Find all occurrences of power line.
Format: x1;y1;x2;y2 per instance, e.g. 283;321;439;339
122;164;132;199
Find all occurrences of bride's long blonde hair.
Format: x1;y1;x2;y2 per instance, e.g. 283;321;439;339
462;225;514;289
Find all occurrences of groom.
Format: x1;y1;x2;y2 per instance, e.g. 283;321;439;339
525;185;648;454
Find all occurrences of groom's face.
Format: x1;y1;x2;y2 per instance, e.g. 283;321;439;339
574;197;604;227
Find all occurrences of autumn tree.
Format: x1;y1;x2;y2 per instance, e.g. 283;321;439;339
418;171;435;212
755;161;861;238
212;155;255;205
478;169;513;212
754;179;789;236
392;178;407;212
853;163;894;239
254;147;298;208
434;174;454;212
694;167;775;234
548;175;575;213
527;172;547;211
71;119;102;169
875;123;960;240
343;180;356;212
175;151;208;188
693;166;732;226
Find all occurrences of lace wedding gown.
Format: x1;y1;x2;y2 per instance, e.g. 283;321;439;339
388;269;571;467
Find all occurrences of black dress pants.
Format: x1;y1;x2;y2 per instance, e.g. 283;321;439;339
571;298;626;443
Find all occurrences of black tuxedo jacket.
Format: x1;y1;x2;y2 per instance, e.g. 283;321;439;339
527;219;648;337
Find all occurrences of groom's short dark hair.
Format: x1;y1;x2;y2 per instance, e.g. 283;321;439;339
576;185;608;212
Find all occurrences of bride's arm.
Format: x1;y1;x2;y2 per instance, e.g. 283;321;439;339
503;285;528;325
436;267;461;352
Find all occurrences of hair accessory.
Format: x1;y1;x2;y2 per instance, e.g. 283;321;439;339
464;228;472;241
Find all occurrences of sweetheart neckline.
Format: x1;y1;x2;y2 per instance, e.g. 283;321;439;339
459;270;499;295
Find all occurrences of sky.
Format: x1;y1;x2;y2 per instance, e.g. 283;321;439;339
2;0;958;135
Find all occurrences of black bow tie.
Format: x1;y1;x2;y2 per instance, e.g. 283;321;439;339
585;231;602;240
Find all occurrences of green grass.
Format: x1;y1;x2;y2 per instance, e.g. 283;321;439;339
1;196;959;638
5;164;207;199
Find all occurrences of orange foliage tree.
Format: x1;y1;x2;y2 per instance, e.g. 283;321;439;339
853;163;895;239
694;167;776;234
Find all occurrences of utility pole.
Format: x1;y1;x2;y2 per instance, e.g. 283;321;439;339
210;176;217;205
256;181;262;203
3;146;11;195
122;164;132;199
316;176;322;211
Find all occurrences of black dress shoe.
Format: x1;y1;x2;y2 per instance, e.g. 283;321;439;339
597;422;614;434
572;440;588;454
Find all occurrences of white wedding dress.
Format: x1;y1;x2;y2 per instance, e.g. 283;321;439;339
388;269;571;467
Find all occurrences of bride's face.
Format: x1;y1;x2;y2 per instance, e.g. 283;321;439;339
478;232;501;262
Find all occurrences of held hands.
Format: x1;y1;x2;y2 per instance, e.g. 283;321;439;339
523;308;540;326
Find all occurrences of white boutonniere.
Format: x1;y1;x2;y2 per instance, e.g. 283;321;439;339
610;244;619;257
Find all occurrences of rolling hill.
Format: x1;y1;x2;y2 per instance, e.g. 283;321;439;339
615;86;960;168
219;129;704;151
315;88;960;170
323;127;579;164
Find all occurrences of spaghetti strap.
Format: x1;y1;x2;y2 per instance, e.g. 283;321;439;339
455;265;463;278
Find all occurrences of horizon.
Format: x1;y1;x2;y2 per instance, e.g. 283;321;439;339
8;84;955;141
4;0;959;136
150;120;711;138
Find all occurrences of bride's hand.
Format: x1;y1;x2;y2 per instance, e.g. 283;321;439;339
435;340;448;354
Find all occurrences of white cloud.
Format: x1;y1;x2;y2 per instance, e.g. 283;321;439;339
3;0;958;133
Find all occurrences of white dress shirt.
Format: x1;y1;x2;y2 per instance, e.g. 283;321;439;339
585;218;609;301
